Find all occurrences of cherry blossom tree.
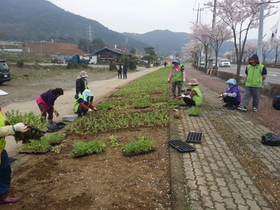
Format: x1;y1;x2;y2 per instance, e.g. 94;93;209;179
243;41;258;62
205;0;276;80
207;22;232;68
270;37;280;66
188;23;211;68
181;40;203;64
262;40;273;64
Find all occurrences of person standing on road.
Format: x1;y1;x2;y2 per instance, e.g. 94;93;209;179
123;65;128;79
237;54;267;112
36;88;64;124
218;78;241;109
167;58;186;98
75;71;89;99
73;89;97;117
117;64;122;79
0;91;29;205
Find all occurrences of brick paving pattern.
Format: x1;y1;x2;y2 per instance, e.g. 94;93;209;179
170;64;280;209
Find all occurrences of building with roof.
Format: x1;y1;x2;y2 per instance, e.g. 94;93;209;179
93;47;132;64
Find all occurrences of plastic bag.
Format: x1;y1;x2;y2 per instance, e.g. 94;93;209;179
261;133;280;146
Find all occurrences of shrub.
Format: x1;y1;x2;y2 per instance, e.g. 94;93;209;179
109;61;117;71
16;59;24;68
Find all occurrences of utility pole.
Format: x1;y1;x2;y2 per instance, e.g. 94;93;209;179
208;0;217;70
193;4;200;24
88;25;93;42
257;0;264;64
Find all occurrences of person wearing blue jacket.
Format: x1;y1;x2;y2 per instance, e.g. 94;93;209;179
219;78;241;109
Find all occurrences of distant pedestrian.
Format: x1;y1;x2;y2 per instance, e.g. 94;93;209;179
36;88;64;124
123;65;128;79
167;58;186;98
164;61;167;67
75;71;89;99
117;64;122;79
237;54;267;112
218;78;241;109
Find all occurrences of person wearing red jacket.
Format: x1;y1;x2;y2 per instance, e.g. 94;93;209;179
73;89;97;117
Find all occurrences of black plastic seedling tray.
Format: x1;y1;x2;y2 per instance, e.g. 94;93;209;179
168;140;196;153
8;157;17;165
186;132;203;143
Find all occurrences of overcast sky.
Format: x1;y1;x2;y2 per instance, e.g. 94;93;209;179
47;0;280;40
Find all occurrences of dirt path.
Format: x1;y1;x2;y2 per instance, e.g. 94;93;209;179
3;66;160;157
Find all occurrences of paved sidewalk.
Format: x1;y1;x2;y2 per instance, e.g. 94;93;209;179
170;64;280;210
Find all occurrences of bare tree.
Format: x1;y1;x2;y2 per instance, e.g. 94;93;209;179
205;0;276;80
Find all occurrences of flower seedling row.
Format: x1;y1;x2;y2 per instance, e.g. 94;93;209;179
123;148;156;157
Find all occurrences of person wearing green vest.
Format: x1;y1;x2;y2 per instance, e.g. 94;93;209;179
73;89;97;117
178;78;203;117
167;58;186;98
0;91;29;205
237;54;267;112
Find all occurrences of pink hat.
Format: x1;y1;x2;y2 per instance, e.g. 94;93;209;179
188;78;199;86
78;71;88;78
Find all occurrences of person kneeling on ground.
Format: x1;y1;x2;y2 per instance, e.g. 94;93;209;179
73;89;97;117
218;78;241;109
178;78;203;116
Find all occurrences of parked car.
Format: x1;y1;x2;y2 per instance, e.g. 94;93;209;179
219;59;231;67
212;63;218;69
200;60;205;65
0;60;11;85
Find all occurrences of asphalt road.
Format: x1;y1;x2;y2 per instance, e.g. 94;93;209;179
214;64;280;84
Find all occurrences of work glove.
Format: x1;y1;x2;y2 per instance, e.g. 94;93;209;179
185;95;191;99
13;123;29;133
183;79;186;82
222;93;228;97
167;79;170;83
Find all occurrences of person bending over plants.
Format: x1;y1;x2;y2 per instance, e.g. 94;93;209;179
0;91;29;205
177;78;203;117
73;89;97;117
35;88;64;124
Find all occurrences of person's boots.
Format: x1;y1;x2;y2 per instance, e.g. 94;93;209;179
0;193;21;204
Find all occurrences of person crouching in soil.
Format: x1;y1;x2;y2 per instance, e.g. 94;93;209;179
178;78;203;117
73;89;97;117
218;78;241;109
36;88;64;124
0;91;29;205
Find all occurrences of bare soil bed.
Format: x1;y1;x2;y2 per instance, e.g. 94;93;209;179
3;66;171;210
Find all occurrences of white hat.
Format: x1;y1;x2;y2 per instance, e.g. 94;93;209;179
83;89;93;96
0;90;8;96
